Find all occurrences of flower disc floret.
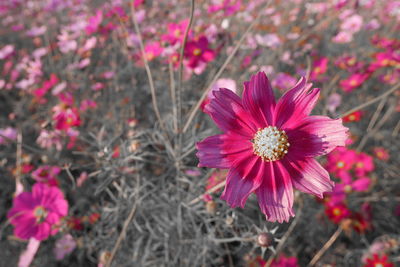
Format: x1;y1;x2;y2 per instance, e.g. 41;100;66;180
252;126;289;162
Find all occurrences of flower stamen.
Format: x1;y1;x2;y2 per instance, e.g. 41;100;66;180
252;126;290;162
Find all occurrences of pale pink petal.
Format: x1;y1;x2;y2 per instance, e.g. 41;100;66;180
221;158;264;208
256;161;294;223
242;72;275;126
274;77;321;128
204;88;257;137
284;157;334;198
286;116;348;157
18;238;41;267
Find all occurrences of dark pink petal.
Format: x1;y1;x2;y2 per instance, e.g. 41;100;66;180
286;116;348;157
352;177;371;191
14;217;37;240
242;72;276;126
274;77;321;128
283;157;334;198
34;222;51;241
196;133;253;169
204;88;257;137
221;157;264;208
256;161;295;223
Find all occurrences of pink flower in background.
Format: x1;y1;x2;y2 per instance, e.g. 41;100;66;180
271;255;299;267
32;165;61;186
53;234;76;260
201;78;237;111
325;147;357;179
162;20;190;45
354;152;375;177
332;31;353;43
0;127;17;144
7;183;68;241
373;147;389;161
340;73;369;92
57;31;78;54
53;107;81;131
184;36;215;69
196;72;348;222
33;74;59;99
310;57;329;81
36;129;63;151
332;172;371;198
0;44;14;60
326;93;342;113
26;26;47;37
143;42;163;61
272;72;297;91
255;33;282;48
86;10;103;35
208;0;242;16
340;14;363;33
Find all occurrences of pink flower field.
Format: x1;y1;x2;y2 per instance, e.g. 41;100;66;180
0;0;399;266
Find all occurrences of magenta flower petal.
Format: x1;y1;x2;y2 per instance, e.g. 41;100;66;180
242;71;276;126
352;177;371;191
274;77;320;128
256;161;294;223
204;88;257;137
221;159;264;208
196;134;253;169
286;116;348;157
284;157;334;198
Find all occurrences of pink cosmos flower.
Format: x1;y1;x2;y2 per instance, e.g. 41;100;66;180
86;10;103;35
354;152;374;177
196;72;348;222
208;0;242;16
184;36;215;69
310;57;329;81
325;147;357;179
162;20;190;45
143;42;163;62
339;73;370;92
201;78;237;111
7;183;68;241
0;127;17;144
272;72;297;91
271;255;299;267
340;14;363;33
326;93;342;113
373;147;389;161
332;31;353;43
53;234;76;260
31;165;61;186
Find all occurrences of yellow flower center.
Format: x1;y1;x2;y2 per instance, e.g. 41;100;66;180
252;126;290;162
333;208;342;216
337;161;345;168
33;206;48;223
344;185;352;193
174;29;181;37
193;48;202;56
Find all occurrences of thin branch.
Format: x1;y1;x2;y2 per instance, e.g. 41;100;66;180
307;226;343;267
340;82;400;118
129;2;167;136
188;180;226;205
182;1;271;133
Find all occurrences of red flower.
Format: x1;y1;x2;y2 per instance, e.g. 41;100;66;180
196;72;348;222
363;254;394;267
325;202;351;224
184;36;215;69
343;111;363;122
